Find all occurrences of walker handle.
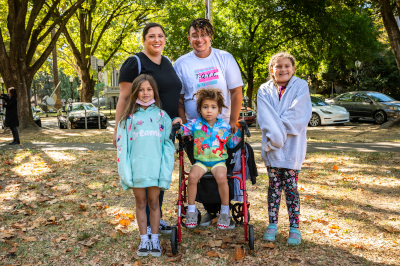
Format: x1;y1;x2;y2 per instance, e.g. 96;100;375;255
170;123;181;140
238;120;251;137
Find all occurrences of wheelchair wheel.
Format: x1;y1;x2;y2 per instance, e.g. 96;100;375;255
248;224;255;251
180;206;201;228
232;202;250;224
171;226;178;255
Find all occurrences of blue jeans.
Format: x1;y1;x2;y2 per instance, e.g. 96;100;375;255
146;189;164;226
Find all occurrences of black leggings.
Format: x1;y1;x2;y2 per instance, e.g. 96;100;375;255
10;127;19;143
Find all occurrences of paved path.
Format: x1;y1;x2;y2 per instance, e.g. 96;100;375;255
1;141;399;153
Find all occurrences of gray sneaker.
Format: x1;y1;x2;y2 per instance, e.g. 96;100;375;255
137;240;151;256
217;213;235;230
200;212;217;227
186;209;199;228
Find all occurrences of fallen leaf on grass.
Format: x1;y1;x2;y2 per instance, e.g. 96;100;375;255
222;237;232;243
383;225;400;233
234;247;245;262
304;195;313;200
0;231;15;239
261;242;275;249
23;236;37;242
193;229;202;234
206;250;219;257
55;236;68;243
63;247;72;253
332;165;339;171
211;217;219;224
165;255;182;262
199;230;213;235
132;261;142;266
118;219;131;226
197;242;210;248
208;239;222;247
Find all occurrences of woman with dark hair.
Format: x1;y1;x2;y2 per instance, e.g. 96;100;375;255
113;22;182;239
4;87;20;145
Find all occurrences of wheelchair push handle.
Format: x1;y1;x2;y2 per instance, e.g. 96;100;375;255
170;123;181;140
237;120;251;138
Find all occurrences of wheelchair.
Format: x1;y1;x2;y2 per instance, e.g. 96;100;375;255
169;120;256;254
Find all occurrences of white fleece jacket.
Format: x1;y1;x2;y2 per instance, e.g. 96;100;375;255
257;76;312;170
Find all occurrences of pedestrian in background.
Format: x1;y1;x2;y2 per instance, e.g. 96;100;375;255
4;87;20;145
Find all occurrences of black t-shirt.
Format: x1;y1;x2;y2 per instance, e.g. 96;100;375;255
119;52;182;119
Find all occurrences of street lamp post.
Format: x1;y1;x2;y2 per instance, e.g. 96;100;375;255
69;77;74;102
355;60;361;91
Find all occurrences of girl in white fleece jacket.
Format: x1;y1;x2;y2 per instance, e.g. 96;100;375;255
257;52;312;246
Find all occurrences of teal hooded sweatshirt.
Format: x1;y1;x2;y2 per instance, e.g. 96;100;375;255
116;105;174;190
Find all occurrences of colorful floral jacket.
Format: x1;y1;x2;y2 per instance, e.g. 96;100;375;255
180;117;241;165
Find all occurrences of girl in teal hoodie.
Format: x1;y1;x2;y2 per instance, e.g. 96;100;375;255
117;74;174;257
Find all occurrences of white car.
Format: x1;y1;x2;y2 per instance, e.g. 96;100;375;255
309;96;350;127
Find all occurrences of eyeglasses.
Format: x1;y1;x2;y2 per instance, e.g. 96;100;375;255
190;33;209;40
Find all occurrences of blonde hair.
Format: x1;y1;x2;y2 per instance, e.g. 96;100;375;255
193;88;227;115
119;74;162;127
268;52;296;89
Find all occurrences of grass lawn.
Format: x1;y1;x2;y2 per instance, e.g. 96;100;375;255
0;148;399;265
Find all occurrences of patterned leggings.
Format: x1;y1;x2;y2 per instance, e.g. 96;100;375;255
267;167;300;228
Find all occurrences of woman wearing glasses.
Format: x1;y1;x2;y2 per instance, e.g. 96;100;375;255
174;18;244;229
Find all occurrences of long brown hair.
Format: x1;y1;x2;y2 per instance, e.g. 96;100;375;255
119;74;162;127
268;52;296;90
193;88;227;115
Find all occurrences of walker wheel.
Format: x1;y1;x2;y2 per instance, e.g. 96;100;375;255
231;203;250;224
248;224;255;251
171;226;178;255
180;207;202;228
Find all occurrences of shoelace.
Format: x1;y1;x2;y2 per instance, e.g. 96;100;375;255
139;240;151;250
151;240;162;251
159;219;170;227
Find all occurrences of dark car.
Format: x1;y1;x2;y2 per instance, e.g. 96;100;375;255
327;91;400;124
57;102;107;129
239;106;256;126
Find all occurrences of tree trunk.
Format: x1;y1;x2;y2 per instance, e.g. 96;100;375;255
379;0;400;75
247;77;254;109
80;67;95;102
51;29;61;109
380;116;400;129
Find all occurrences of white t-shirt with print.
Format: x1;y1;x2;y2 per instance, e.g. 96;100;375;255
174;48;244;123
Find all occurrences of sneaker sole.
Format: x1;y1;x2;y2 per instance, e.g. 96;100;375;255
217;223;235;230
150;251;162;257
137;251;150;256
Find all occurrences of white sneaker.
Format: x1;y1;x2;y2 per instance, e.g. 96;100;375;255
159;219;172;234
137;240;151;256
150;239;162;257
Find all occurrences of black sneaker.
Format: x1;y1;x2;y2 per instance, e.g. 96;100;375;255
200;212;217;227
137;240;151;257
150;239;162;257
159;219;172;234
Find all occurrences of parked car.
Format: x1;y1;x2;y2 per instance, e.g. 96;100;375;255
57;102;107;129
31;107;41;127
327;91;400;124
309;96;349;127
239;106;256;126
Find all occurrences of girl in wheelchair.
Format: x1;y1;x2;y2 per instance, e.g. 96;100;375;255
172;88;241;229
